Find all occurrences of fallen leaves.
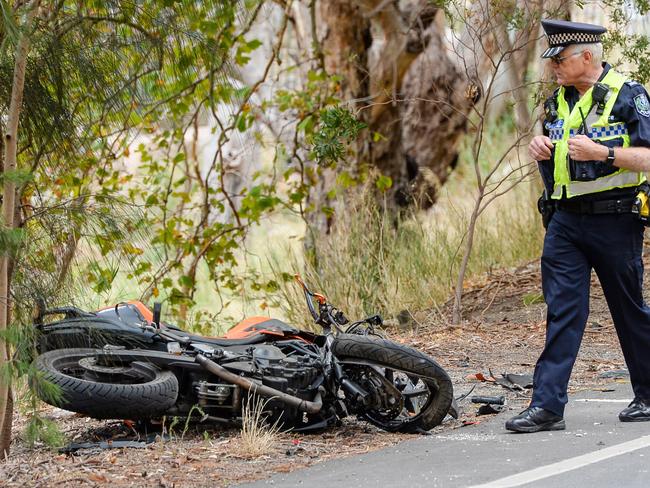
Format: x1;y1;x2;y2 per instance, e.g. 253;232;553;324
466;372;496;383
88;472;108;483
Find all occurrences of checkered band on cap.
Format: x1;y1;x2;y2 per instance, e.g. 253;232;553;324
548;32;602;46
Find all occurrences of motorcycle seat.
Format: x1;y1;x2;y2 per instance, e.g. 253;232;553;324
96;303;301;345
166;317;300;346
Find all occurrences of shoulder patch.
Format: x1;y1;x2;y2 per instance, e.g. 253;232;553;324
634;93;650;117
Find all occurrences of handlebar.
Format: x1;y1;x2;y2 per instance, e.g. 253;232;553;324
295;275;320;321
295;274;348;329
295;275;375;332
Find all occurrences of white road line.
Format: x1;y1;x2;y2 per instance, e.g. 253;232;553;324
574;399;631;403
468;435;650;488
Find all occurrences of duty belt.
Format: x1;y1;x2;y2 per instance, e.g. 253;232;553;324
556;197;636;215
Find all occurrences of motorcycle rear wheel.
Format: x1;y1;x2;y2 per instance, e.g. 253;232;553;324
34;348;179;419
332;334;453;433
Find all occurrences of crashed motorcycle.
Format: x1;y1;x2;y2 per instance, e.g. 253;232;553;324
32;278;453;433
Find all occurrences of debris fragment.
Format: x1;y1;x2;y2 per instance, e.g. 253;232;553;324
455;384;477;403
466;371;533;391
598;369;629;379
285;446;305;456
448;397;461;419
462;420;481;426
503;373;533;389
470;396;505;405
493;372;533;391
476;404;505;415
59;440;150;454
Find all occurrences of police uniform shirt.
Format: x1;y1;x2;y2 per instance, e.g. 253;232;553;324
543;62;650;202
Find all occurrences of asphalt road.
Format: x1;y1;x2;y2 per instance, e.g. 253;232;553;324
237;384;650;488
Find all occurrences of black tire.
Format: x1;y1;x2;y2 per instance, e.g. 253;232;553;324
332;334;453;433
34;348;179;419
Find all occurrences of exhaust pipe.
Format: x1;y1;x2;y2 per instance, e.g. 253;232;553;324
195;354;323;414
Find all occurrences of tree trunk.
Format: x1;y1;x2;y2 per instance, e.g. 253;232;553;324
312;0;370;238
318;0;471;217
401;9;473;208
452;187;483;325
0;0;39;459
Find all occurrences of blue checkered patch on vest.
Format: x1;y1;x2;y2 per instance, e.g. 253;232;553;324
546;119;564;141
568;123;628;139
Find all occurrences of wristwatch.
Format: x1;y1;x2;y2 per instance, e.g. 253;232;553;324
607;147;616;165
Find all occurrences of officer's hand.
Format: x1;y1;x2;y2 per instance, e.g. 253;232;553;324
567;135;609;161
528;136;554;161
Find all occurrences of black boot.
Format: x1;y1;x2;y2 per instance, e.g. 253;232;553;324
619;398;650;422
505;406;565;433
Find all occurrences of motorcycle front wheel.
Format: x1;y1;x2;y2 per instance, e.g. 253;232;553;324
332;334;453;433
33;348;179;419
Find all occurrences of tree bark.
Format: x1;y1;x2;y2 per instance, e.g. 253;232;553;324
452;187;483;325
311;0;370;238
318;0;470;215
401;9;473;208
358;0;429;207
0;0;40;459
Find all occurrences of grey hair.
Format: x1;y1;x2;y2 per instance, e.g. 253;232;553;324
581;42;603;66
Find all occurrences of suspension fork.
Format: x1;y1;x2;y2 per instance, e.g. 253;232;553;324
325;334;372;406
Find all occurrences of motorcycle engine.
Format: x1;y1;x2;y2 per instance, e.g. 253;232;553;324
191;344;323;427
252;345;321;395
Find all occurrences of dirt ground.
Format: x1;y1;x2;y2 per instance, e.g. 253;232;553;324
1;258;631;487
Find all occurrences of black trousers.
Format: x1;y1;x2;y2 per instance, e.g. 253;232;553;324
531;209;650;416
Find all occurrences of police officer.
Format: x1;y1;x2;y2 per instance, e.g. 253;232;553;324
506;19;650;433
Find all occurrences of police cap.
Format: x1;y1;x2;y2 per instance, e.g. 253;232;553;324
541;19;607;58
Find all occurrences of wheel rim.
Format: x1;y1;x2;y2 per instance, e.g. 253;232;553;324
346;364;439;429
53;353;159;385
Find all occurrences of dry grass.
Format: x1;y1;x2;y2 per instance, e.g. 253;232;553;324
236;394;281;458
269;177;544;326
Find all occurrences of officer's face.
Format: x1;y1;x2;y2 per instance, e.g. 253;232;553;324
549;46;590;86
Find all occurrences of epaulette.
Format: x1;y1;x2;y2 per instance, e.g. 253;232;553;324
625;80;641;87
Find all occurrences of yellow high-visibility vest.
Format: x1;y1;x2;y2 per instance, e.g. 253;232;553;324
547;68;645;199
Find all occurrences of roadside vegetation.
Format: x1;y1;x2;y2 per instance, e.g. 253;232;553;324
269;143;544;326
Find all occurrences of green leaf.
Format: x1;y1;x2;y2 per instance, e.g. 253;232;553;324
376;175;393;192
246;39;262;51
179;275;194;288
0;228;24;256
0;169;33;185
522;292;544;306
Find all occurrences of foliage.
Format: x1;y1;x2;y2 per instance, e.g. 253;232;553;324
603;0;650;83
23;414;65;449
0;0;360;340
1;0;293;332
0;0;307;446
312;106;367;166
